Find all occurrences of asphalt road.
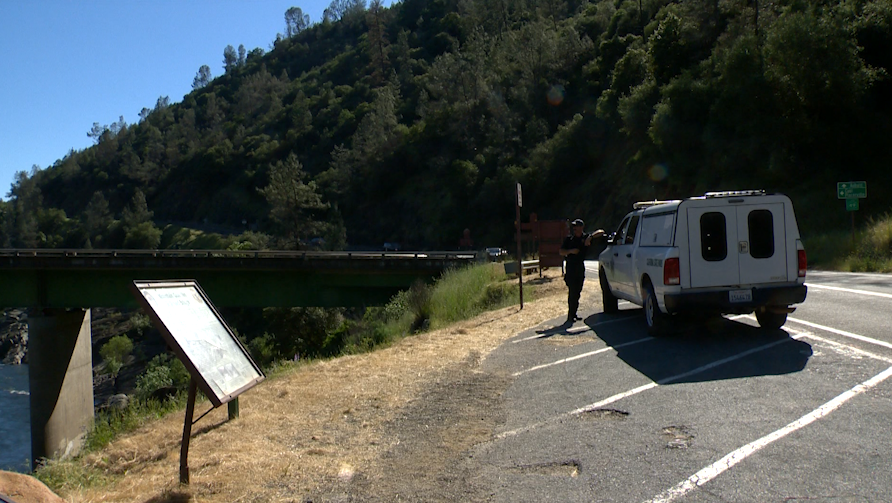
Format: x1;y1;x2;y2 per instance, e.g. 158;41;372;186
475;264;892;502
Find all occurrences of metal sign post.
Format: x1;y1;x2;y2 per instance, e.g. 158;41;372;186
515;182;523;309
838;181;867;245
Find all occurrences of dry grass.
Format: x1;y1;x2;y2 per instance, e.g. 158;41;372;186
57;268;596;503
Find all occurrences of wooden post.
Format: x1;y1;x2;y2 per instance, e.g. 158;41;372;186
180;378;198;485
228;398;239;420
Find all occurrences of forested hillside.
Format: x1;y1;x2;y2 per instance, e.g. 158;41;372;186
2;0;891;251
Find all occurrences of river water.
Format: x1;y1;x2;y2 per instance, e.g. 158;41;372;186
0;363;31;472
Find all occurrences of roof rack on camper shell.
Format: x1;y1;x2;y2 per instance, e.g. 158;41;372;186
632;199;681;209
703;189;766;198
633;190;767;209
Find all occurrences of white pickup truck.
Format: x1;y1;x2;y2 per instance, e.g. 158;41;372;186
598;190;808;335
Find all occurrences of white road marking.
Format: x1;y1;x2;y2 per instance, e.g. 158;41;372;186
495;334;803;440
646;365;892;503
511;316;637;343
798;331;892;365
512;337;653;377
787;316;892;351
806;282;892;300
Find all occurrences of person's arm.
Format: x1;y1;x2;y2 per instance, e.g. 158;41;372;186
584;229;606;247
560;237;578;256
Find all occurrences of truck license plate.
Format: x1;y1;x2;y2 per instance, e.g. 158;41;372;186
729;289;752;303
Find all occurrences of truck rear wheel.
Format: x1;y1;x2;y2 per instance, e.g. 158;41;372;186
756;308;787;330
600;267;618;314
644;283;668;336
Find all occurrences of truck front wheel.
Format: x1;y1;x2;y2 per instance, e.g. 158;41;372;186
644;283;669;336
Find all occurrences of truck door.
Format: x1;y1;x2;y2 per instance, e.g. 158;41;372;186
736;203;787;284
687;207;740;288
612;214;640;295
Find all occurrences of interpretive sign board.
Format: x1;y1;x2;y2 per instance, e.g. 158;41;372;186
130;280;264;407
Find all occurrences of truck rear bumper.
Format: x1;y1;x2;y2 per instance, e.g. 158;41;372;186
663;284;807;315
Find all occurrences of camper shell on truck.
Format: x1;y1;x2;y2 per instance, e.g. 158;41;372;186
598;190;807;335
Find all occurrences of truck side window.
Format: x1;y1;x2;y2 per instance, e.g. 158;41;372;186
700;212;727;261
614;217;630;243
748;209;775;259
625;216;640;244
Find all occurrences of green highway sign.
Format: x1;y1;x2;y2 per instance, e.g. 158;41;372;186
837;181;867;199
846;198;859;211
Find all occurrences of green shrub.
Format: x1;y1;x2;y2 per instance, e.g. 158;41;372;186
429;263;509;327
129;312;153;336
134;354;191;402
99;335;133;376
406;280;433;331
825;214;892;272
382;289;410;322
247;333;279;367
477;281;518;310
100;335;133;362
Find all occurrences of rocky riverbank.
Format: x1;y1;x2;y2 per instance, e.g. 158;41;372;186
0;310;28;365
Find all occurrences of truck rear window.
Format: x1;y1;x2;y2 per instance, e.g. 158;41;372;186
700;212;727;261
748;209;775;259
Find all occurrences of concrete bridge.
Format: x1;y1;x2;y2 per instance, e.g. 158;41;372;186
0;248;478;466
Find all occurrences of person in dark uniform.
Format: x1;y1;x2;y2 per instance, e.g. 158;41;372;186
560;219;606;323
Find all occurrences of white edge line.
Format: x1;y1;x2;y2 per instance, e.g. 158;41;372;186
646;365;892;503
806;282;892;300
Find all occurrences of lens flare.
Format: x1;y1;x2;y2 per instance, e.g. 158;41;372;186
648;163;668;182
547;85;565;106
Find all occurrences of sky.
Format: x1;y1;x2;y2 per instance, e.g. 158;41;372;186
0;0;393;201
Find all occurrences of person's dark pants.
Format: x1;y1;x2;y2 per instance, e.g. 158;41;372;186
565;274;584;319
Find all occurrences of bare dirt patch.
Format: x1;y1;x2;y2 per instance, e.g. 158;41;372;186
52;268;605;503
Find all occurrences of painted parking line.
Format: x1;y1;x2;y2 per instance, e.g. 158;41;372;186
512;336;653;377
646;364;892;503
495;333;806;441
806;282;892;300
798;330;892;365
643;321;892;502
787;316;892;351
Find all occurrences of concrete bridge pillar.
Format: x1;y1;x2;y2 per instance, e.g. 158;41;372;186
28;309;94;467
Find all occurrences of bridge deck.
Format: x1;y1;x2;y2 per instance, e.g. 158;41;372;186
0;249;478;308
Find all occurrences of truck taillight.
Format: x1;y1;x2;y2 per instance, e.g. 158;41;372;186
798;249;807;277
664;258;680;285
